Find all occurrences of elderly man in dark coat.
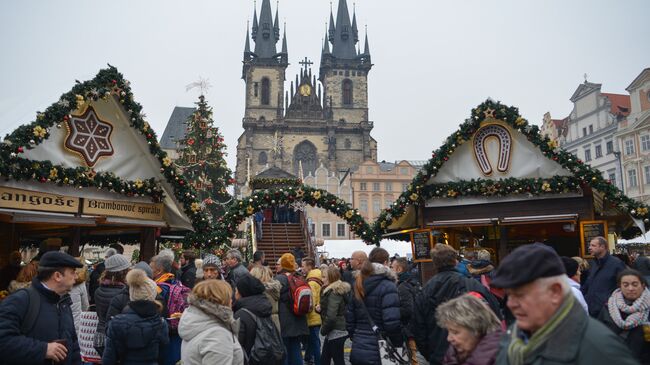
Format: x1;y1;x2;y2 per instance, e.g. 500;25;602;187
0;251;83;365
492;244;639;365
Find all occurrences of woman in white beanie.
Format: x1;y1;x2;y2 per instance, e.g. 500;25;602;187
102;269;169;365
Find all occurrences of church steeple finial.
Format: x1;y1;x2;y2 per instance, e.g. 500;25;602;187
273;1;280;39
352;3;359;43
363;25;370;55
244;22;251;58
281;22;288;54
328;2;335;42
322;24;331;54
252;1;258;41
253;0;280;59
331;0;357;59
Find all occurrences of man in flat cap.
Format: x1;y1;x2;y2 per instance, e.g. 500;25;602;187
492;244;638;365
0;251;83;365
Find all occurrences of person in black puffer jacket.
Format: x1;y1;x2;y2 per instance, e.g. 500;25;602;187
346;247;402;365
106;262;157;322
412;244;501;365
94;254;130;356
233;274;280;364
102;269;169;365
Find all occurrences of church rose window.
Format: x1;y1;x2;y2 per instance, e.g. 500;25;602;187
261;78;270;105
342;79;353;106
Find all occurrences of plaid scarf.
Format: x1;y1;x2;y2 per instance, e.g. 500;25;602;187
507;294;575;365
607;288;650;330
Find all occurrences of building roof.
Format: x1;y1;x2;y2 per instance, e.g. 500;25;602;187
378;161;395;172
626;68;650;92
254;166;297;179
602;93;631;117
160;106;195;150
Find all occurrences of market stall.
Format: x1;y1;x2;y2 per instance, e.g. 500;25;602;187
375;100;650;279
0;67;211;264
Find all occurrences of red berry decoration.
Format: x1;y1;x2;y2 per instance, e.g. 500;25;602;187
147;133;152;139
39;177;46;183
17;147;24;153
111;80;117;85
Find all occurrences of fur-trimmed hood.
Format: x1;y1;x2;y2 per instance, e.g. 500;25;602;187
323;279;351;296
263;279;282;301
371;262;398;281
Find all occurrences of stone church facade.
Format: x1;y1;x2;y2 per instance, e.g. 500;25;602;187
234;0;377;191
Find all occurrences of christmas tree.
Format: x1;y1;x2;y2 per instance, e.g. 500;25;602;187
176;94;234;220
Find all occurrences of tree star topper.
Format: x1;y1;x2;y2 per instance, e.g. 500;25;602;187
64;106;114;167
185;77;212;95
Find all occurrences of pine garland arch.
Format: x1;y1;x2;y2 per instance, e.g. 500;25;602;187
205;185;379;246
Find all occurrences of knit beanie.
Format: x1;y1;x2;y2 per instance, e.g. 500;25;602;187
105;254;131;272
280;253;297;272
236;274;266;297
202;254;222;269
134;261;153;279
127;269;158;302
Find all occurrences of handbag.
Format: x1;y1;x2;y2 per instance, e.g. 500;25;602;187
79;311;102;363
356;298;410;364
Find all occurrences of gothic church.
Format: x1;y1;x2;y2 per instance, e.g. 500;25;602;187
234;0;377;189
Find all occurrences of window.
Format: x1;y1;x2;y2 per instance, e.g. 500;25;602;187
258;151;268;165
309;223;315;236
254;82;259;97
359;182;367;191
342;79;353;105
595;145;602;158
385;198;393;208
360;199;368;212
373;198;381;214
261;78;270;105
366;167;374;174
373;182;380;191
337;223;346;237
400;167;409;175
607;169;617;187
385;182;392;191
321;223;331;237
625;139;635;155
645;166;650;184
582;127;587;137
642;135;650;152
628;169;638;188
606;141;613;154
584;149;591;162
589;125;593;134
402;183;409;192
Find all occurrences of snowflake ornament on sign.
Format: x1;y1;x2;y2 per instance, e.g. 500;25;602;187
64;106;114;167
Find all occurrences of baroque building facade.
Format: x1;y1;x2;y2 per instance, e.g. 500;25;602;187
234;0;377;193
614;68;650;202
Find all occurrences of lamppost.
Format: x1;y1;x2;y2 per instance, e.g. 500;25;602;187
613;151;624;194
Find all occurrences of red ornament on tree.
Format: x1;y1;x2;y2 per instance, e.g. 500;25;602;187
187;138;195;146
17;147;24;153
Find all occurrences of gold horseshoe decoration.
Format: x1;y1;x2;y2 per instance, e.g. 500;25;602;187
473;124;512;175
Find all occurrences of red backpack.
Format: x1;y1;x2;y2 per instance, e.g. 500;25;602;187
286;273;312;316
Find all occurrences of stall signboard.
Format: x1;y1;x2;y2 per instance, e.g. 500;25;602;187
83;198;164;221
580;220;608;257
0;186;79;214
411;229;434;262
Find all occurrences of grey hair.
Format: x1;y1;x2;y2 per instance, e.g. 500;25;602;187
536;275;571;296
435;294;501;338
151;254;173;274
591;236;608;247
158;249;176;261
477;249;491;261
226;249;242;262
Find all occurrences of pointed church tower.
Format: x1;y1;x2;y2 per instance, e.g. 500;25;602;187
320;0;372;126
242;0;288;123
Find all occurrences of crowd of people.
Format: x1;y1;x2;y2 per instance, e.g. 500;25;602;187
0;236;649;365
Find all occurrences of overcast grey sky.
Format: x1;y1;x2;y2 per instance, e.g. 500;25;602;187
1;0;649;171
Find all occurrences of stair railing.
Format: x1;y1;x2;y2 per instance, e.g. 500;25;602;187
299;211;316;264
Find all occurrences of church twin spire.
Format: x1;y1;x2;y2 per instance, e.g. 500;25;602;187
244;0;287;65
323;0;370;60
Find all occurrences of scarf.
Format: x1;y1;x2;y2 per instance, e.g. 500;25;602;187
154;272;175;294
188;294;239;335
507;294;575;365
607;288;650;330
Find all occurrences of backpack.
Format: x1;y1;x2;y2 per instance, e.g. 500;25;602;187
286;273;312;316
240;308;285;364
18;286;40;335
157;281;191;330
480;274;505;301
